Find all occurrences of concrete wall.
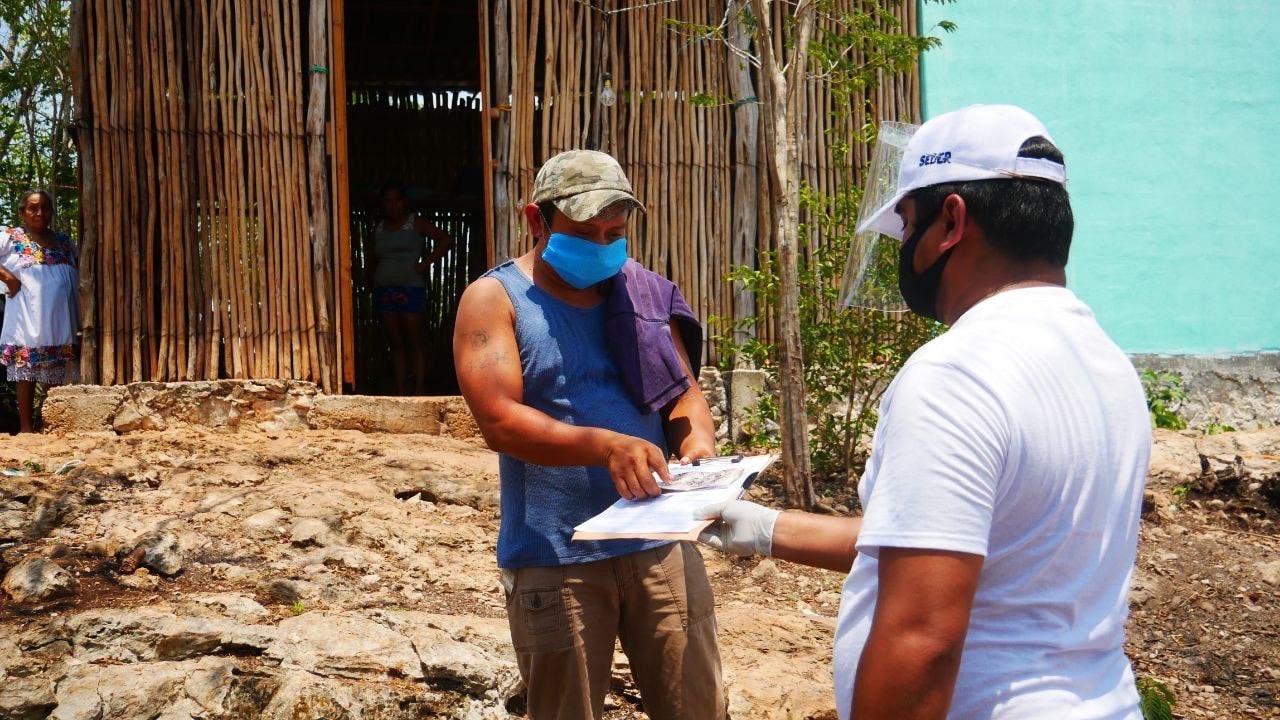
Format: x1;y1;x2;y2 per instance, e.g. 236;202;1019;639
918;1;1280;355
1131;352;1280;431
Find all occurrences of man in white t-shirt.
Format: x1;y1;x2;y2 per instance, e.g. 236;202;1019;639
698;104;1151;720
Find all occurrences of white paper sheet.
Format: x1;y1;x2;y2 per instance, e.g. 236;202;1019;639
572;454;777;540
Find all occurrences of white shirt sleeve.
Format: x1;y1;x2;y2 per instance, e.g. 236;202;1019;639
855;354;1010;558
0;229;15;271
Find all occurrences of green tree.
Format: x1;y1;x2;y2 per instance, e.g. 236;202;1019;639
0;0;72;434
0;0;76;226
718;184;940;486
675;0;953;505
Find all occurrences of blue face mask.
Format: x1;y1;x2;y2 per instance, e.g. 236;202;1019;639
542;232;628;289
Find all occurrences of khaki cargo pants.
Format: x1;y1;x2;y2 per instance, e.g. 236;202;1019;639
501;541;726;720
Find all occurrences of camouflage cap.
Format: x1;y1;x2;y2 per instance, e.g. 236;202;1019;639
531;149;645;222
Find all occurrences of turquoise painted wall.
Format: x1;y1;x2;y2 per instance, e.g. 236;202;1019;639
917;1;1280;355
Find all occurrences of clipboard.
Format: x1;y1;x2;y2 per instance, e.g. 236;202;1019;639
571;454;777;541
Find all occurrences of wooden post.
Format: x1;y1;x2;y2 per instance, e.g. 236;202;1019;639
491;0;511;263
330;0;353;390
477;0;496;271
478;0;496;271
70;0;98;384
306;0;335;392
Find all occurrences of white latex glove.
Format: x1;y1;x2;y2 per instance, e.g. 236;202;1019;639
696;499;781;557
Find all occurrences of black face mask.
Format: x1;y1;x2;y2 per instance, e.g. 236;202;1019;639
898;208;953;322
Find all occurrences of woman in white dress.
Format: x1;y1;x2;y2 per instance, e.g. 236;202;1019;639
0;189;80;433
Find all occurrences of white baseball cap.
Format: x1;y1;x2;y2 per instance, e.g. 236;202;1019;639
855;104;1067;240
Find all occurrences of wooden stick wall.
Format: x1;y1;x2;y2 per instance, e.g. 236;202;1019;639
73;0;338;388
488;0;921;365
68;0;921;388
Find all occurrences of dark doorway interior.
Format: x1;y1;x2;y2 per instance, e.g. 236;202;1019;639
344;2;485;396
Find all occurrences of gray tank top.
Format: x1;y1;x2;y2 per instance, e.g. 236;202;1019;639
372;216;423;287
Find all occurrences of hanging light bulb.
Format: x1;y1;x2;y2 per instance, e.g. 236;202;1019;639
599;72;617;107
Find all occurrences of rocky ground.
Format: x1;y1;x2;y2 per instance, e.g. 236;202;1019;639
0;419;1277;719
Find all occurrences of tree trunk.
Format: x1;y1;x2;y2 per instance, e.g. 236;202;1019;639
749;0;815;508
728;0;758;364
306;0;335;392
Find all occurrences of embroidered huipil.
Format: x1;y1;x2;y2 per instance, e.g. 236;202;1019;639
0;227;80;383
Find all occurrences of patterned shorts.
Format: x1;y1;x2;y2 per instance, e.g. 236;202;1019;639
373;286;426;314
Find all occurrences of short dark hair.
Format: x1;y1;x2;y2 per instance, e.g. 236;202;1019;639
537;201;558;227
379;180;408;199
908;136;1073;267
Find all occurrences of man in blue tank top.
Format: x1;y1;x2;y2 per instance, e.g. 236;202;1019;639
453;150;726;719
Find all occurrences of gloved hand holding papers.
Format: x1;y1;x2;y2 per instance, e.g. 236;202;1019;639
571;454;777;541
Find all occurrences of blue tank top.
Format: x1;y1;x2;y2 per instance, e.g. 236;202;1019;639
487;260;670;568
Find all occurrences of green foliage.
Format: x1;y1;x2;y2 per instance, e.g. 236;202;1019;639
0;1;78;227
805;1;954;138
0;3;94;433
1200;421;1235;436
735;388;779;451
679;0;954;485
289;600;306;615
1136;676;1175;720
690;92;734;108
1139;369;1187;430
714;183;940;482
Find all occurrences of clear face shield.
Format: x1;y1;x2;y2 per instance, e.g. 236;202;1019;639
838;121;920;313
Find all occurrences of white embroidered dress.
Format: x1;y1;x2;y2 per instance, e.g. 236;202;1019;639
0;227;80;383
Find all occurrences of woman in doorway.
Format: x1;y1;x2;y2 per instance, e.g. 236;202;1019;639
369;180;455;395
0;189;80;433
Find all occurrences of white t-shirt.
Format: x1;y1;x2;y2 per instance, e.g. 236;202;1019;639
833;286;1150;720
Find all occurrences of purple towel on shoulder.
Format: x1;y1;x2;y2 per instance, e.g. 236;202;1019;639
603;260;702;414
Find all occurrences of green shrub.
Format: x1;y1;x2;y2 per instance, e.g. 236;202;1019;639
1139;369;1187;430
1136;676;1175;720
713;184;939;483
1200;421;1235;435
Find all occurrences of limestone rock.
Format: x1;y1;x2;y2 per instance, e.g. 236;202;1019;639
387;612;520;699
243;508;289;535
1258;559;1280;587
49;656;240;720
40;385;128;433
265;612;423;681
289;517;342;548
0;674;57;720
2;557;79;603
308;395;443;434
117;531;184;576
38;608;277;663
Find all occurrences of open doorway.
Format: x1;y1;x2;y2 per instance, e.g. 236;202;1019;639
343;1;486;396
